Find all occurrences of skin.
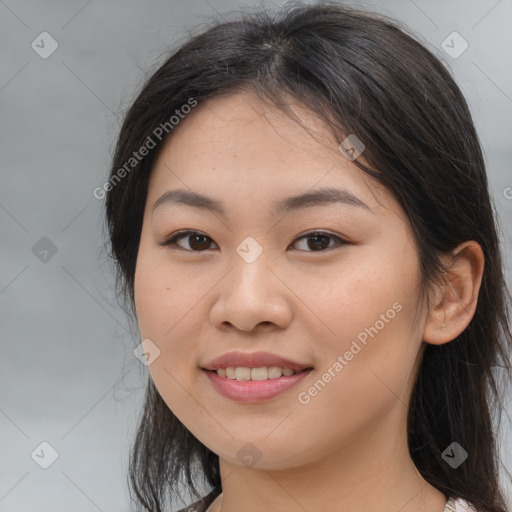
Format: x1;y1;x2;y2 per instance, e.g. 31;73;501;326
134;90;485;512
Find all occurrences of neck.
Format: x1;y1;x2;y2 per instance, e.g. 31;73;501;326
216;416;447;512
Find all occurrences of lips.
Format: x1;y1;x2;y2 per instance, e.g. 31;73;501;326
201;350;313;372
202;367;313;402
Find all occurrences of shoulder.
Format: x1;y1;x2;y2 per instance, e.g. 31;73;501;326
174;488;220;512
444;497;478;512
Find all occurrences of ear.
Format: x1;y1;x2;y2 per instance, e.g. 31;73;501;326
422;241;485;345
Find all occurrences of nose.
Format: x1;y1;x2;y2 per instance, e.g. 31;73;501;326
209;256;293;333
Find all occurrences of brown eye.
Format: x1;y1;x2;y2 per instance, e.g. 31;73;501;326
162;231;217;251
290;231;347;252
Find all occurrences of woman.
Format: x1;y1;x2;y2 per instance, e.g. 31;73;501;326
103;2;512;511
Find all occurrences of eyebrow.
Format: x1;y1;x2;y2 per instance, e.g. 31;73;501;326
152;187;373;216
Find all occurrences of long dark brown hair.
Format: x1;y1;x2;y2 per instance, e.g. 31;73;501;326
103;2;512;511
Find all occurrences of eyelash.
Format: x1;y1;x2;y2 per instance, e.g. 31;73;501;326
160;230;348;253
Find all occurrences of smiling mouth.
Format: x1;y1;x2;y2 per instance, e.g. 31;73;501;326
202;366;314;402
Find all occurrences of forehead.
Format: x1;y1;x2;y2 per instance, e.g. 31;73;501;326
147;91;396;220
168;92;340;158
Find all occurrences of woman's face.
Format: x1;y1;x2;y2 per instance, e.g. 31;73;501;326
134;91;428;469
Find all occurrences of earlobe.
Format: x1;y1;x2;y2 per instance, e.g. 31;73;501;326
422;241;485;346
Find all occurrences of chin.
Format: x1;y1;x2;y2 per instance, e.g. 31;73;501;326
208;436;315;471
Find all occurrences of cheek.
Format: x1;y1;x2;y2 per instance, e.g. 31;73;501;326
134;244;190;340
133;245;215;363
293;246;421;410
134;254;207;426
289;303;419;465
289;249;417;348
135;273;195;357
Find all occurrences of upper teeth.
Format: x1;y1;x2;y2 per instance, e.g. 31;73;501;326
216;366;296;380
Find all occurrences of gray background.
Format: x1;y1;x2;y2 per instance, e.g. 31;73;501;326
1;0;511;511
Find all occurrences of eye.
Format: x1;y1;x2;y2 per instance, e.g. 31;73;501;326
161;230;218;252
160;230;348;252
291;230;348;252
